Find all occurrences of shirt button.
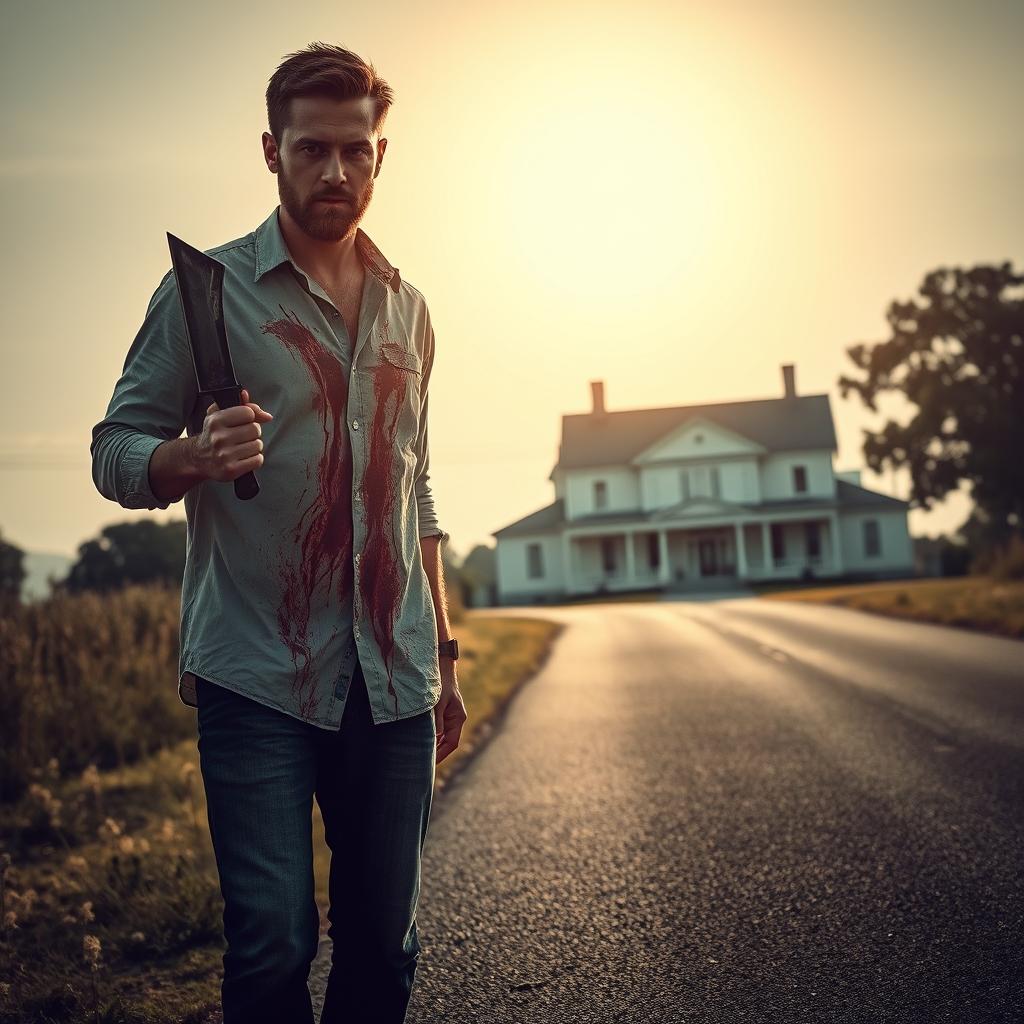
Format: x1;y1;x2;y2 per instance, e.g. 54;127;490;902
352;419;360;430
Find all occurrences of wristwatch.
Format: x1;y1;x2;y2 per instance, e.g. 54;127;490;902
437;638;459;661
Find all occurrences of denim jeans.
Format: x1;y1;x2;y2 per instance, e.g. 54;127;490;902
195;658;436;1024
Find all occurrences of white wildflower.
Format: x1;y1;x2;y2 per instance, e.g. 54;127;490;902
82;934;102;970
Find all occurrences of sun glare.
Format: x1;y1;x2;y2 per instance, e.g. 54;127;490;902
492;84;718;306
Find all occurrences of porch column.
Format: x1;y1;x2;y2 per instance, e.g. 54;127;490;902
829;514;843;574
624;531;636;582
761;521;771;572
734;522;748;578
561;533;574;595
658;530;670;584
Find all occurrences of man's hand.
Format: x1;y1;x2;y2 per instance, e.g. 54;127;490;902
195;387;274;483
434;658;467;765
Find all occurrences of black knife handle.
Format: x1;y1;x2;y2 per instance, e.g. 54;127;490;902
208;385;261;501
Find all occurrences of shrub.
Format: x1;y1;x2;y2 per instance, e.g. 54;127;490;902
0;585;192;803
989;534;1024;580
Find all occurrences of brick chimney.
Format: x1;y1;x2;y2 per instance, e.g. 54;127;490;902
782;364;797;399
590;380;606;414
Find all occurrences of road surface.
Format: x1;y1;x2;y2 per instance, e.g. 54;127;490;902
311;597;1024;1023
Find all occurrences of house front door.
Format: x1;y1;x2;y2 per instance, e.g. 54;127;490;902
698;538;719;576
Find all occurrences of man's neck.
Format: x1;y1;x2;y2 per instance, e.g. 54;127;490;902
277;205;361;285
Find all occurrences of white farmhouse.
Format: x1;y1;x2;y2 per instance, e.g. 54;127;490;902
492;365;915;604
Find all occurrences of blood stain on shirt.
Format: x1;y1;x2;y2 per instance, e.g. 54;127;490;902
260;307;353;719
358;348;412;718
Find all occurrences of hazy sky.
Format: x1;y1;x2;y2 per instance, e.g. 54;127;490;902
2;0;1021;560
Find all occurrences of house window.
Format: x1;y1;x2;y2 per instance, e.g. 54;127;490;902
681;465;720;500
863;519;881;558
594;480;608;510
771;523;786;564
648;533;660;569
526;543;544;579
600;537;617;574
793;465;808;493
680;471;690;502
805;522;822;561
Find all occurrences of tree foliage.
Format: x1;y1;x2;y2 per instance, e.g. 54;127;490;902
0;528;26;603
839;262;1024;545
64;519;187;593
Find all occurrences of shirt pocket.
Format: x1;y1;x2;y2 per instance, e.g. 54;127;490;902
380;341;422;374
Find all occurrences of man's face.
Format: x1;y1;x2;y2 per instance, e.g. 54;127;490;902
262;94;386;243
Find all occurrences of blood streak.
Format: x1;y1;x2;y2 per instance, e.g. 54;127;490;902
358;340;411;717
260;308;353;720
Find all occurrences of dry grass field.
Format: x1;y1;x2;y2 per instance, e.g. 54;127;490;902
762;575;1024;639
0;587;561;1023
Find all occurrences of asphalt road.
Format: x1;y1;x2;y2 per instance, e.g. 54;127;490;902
311;597;1024;1023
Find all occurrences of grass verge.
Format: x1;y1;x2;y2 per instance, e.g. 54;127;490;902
761;575;1024;639
0;615;561;1023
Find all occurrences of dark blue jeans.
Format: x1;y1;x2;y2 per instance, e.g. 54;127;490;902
195;659;436;1024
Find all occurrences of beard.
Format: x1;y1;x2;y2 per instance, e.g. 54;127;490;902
277;162;374;242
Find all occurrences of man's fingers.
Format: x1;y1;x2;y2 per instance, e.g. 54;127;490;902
435;719;466;765
241;387;273;419
436;738;458;765
207;392;272;421
437;727;464;763
213;404;260;426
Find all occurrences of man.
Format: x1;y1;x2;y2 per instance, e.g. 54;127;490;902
90;41;467;1024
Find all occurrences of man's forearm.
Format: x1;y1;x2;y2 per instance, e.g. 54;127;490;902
149;436;206;503
419;534;452;642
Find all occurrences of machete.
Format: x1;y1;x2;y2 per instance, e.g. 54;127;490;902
166;231;260;501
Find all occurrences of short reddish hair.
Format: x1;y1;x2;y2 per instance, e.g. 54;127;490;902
265;42;395;141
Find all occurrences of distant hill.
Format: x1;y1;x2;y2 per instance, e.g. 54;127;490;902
22;551;73;602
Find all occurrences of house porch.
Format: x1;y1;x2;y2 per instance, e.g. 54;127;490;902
563;516;843;594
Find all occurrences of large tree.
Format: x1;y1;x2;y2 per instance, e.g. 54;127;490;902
839;262;1024;547
65;519;187;593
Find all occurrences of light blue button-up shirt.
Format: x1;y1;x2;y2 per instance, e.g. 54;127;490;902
91;206;449;727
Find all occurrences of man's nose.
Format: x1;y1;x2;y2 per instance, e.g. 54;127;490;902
322;154;347;186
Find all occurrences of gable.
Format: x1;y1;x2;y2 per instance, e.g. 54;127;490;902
555;394;837;472
633;416;765;464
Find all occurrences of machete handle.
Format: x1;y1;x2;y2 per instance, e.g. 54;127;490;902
208;385;261;501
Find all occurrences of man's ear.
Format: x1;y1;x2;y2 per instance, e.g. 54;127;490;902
375;137;387;177
262;131;279;173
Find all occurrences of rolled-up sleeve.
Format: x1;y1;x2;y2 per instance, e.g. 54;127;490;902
90;270;198;511
412;309;449;545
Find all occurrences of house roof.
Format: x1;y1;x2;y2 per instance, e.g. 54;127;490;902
491;479;906;538
492;499;566;538
551;393;837;474
834;478;909;508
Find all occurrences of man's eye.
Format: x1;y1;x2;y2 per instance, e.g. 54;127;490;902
302;145;321;154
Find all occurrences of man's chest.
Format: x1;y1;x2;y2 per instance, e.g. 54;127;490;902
208;268;423;454
319;268;365;354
